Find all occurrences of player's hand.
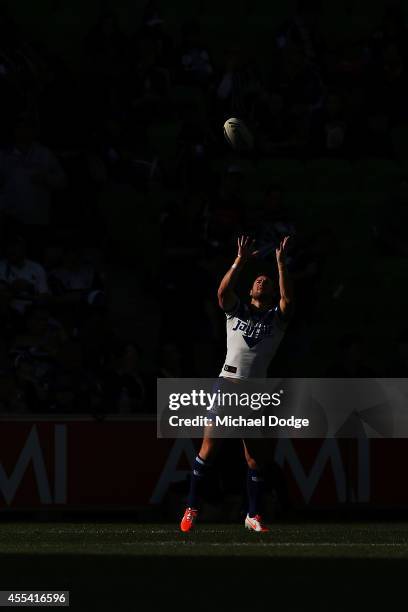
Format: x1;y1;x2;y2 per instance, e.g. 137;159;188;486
276;236;290;266
237;235;259;262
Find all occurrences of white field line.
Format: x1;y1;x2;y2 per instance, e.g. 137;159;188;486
2;528;179;532
3;528;408;541
121;542;408;547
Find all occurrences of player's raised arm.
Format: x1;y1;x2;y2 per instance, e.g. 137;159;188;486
276;236;294;316
217;235;258;312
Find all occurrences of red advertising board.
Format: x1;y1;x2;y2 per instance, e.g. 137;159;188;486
0;417;405;510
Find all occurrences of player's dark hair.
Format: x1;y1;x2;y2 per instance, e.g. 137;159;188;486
250;270;280;305
253;269;275;283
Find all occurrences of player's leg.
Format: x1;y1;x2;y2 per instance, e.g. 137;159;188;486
186;434;220;510
242;439;270;532
180;433;221;532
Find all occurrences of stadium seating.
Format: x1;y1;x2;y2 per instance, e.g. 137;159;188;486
6;0;406;381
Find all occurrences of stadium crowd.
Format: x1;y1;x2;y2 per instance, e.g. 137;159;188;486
0;0;407;413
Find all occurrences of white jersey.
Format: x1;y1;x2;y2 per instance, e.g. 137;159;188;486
219;298;289;379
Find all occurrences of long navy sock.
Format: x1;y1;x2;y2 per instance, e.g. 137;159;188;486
186;455;210;509
247;468;264;517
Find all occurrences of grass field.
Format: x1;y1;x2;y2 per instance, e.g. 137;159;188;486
0;521;407;610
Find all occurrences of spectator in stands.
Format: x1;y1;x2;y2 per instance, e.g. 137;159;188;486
101;342;146;413
48;246;105;326
177;20;213;88
214;46;262;122
308;91;349;157
0;339;27;412
0;114;66;242
0;372;27;413
276;0;325;63
0;286;14;342
14;350;86;414
142;0;163;28
10;304;68;411
0;235;49;315
130;33;171;123
13;351;48;412
46;339;98;414
175;106;215;189
10;304;66;359
370;4;408;63
84;10;128;80
140;0;174;70
157;343;183;378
